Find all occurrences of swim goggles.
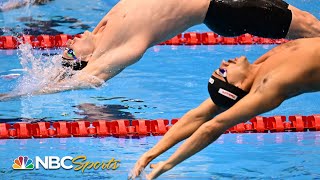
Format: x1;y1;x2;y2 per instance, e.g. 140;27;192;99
62;48;78;61
61;48;88;70
215;68;229;83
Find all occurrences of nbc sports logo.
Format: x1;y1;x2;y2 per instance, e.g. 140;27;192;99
12;156;34;170
11;155;120;171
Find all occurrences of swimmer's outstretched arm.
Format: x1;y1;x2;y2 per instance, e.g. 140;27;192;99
0;41;147;101
0;77;98;102
130;98;222;179
0;69;104;102
0;94;11;101
40;42;146;94
146;85;285;179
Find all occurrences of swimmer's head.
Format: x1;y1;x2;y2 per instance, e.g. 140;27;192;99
61;48;88;70
217;56;251;85
61;30;95;70
208;56;251;109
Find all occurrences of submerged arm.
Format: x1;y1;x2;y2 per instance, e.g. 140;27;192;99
38;45;145;95
0;35;148;101
0;70;102;101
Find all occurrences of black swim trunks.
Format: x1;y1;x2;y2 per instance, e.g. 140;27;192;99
204;0;292;38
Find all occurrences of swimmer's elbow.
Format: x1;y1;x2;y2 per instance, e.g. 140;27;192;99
201;119;228;136
129;46;147;65
269;96;284;110
125;40;148;65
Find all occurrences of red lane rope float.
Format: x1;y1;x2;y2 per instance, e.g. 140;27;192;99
1;115;320;139
0;33;289;49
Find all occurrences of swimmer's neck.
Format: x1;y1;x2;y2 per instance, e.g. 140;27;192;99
240;63;261;91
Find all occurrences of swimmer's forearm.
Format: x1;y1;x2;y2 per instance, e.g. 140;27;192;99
0;93;13;101
148;94;271;178
132;104;218;179
39;77;101;95
0;86;83;101
0;83;95;102
159;97;267;171
144;99;220;163
148;120;228;179
144;110;211;162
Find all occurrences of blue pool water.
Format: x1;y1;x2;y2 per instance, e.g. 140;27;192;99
1;133;320;179
0;0;320;179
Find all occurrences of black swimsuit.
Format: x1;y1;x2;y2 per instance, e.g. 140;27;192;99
204;0;292;38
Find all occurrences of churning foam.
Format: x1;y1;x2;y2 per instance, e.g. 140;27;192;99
3;42;102;99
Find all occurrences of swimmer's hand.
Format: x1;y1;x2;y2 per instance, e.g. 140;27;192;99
0;93;13;101
129;153;157;180
128;160;170;180
129;158;147;179
0;93;27;101
147;161;170;180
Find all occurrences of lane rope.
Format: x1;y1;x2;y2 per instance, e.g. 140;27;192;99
0;33;289;49
0;115;319;139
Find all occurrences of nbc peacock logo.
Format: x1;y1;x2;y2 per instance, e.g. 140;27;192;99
12;156;34;170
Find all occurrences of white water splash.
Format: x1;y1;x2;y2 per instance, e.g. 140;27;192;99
0;41;104;101
0;0;34;12
11;43;66;95
128;168;148;180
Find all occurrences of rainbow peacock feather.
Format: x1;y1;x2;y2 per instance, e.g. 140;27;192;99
12;156;34;170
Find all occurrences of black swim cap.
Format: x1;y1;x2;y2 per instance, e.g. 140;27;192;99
61;60;88;71
208;75;248;109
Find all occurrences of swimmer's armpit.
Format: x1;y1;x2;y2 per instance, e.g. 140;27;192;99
93;18;108;34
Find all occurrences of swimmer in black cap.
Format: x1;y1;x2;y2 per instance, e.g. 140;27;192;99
207;68;248;109
131;37;320;179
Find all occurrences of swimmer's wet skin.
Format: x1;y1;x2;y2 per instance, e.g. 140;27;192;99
2;0;320;101
131;38;320;179
57;0;319;94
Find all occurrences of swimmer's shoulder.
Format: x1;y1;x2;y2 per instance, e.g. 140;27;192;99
298;38;320;56
298;37;320;47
